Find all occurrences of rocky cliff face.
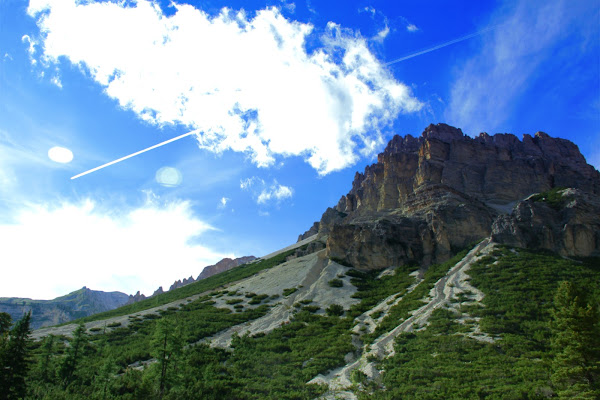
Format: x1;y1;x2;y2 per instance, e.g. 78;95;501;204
492;188;600;257
312;124;599;269
197;256;257;280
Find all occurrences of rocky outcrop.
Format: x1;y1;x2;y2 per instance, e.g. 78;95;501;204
169;277;196;291
492;188;600;257
196;256;257;281
126;291;146;305
297;221;319;242
318;123;600;269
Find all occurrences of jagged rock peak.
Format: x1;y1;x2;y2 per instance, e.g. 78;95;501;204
312;123;599;270
379;124;590;170
422;123;465;142
196;256;257;281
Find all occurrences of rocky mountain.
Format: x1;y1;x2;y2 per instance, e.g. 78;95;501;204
301;123;599;270
27;124;600;399
196;256;257;280
0;287;129;329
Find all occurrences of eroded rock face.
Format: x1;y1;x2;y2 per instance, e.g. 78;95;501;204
491;189;600;257
315;123;600;269
196;256;257;281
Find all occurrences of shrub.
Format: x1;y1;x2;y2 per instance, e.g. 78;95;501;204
283;288;298;296
302;306;320;313
328;279;343;288
107;322;122;328
226;298;243;305
326;304;344;317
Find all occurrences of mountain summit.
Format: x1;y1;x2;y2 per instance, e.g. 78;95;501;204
300;123;599;269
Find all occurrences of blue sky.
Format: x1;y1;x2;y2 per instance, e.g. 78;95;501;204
0;0;598;299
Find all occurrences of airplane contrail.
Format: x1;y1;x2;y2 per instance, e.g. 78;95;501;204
71;129;200;180
385;25;499;66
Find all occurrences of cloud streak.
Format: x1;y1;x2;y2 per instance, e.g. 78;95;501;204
445;0;598;135
27;0;422;175
385;25;499;65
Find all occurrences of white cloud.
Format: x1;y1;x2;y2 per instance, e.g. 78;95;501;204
0;199;230;299
27;0;422;175
445;0;596;135
240;176;264;190
218;196;230;209
50;74;62;88
240;176;292;205
374;25;390;43
257;182;293;204
406;24;418;32
279;1;295;13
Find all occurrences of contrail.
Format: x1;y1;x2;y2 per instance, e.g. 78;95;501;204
385;25;499;66
71;129;200;180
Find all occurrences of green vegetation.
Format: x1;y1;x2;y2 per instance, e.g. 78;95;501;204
326;304;344;317
282;287;298;296
328;278;343;288
248;294;269;305
550;281;600;398
530;186;568;209
11;243;600;399
361;250;470;344
360;247;600;399
0;311;32;400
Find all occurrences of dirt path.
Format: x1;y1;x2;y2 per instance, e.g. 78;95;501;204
205;250;360;348
311;239;495;397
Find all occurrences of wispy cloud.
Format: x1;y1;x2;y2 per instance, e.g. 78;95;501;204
0;198;230;299
27;0;422;175
257;182;293;204
218;196;230;209
406;24;418;33
240;176;292;205
445;0;597;135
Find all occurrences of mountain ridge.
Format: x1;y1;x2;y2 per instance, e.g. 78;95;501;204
0;287;129;329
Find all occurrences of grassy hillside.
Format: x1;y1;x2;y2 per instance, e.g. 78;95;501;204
363;248;600;399
16;246;600;399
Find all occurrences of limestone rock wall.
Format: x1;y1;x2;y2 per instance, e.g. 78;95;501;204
314;123;599;270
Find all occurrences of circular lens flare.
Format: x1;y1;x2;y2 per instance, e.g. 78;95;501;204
48;146;74;163
156;166;182;187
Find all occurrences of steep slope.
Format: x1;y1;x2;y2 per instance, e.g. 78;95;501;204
0;287;129;329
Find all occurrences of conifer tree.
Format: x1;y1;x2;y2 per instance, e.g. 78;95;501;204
152;316;184;399
59;323;88;387
551;281;600;399
0;311;32;400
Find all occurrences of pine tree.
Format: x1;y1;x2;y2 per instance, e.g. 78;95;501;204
151;316;184;399
36;334;56;383
59;323;88;387
0;311;32;400
551;281;600;399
